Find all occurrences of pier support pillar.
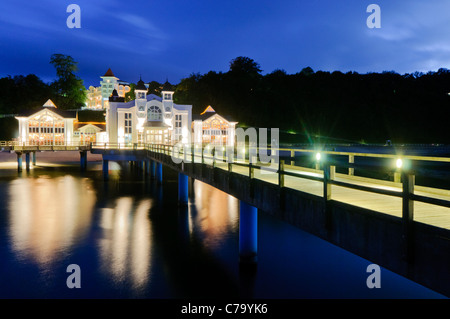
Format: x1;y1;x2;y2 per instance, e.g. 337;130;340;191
103;159;109;180
156;162;163;185
145;160;150;175
32;152;36;166
178;173;189;205
239;200;258;265
150;160;156;179
16;152;23;172
80;151;87;171
25;152;30;171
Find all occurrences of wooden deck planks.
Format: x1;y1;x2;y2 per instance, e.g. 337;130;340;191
223;163;450;230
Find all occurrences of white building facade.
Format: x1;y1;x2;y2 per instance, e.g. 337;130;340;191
15;99;76;145
105;79;192;145
192;105;237;147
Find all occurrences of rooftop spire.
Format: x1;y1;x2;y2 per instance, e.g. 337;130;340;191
103;68;115;77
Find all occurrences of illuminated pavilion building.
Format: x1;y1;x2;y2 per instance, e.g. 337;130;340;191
105;78;192;144
192;105;237;146
15;99;105;145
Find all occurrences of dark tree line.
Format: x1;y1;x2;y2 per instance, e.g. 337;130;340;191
2;55;450;144
0;54;85;115
174;57;450;144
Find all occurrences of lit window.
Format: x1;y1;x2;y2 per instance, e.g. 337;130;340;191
148;105;162;121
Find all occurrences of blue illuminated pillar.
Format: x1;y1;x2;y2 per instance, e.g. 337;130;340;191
25;152;30;171
145;160;150;175
150;160;156;179
178;173;189;205
103;159;109;180
17;152;23;172
156;162;163;184
239;200;258;264
80;151;87;171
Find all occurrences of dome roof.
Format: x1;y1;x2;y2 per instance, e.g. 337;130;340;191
162;80;174;92
135;77;147;91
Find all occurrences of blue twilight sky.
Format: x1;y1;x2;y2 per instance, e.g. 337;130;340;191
1;0;450;87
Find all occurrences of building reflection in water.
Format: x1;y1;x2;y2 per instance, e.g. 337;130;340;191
8;175;96;266
192;180;239;249
97;197;152;290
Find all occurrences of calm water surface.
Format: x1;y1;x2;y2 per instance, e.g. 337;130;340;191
0;159;446;299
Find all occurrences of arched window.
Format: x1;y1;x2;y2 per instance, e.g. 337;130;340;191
147;105;162;121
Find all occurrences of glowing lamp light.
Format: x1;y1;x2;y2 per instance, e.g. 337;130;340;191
396;158;403;169
316;153;321;161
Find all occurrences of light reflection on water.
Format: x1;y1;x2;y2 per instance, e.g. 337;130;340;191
8;175;96;266
97;197;153;290
0;165;241;298
0;162;446;299
192;181;239;249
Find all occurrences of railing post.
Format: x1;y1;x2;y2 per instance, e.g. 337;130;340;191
249;160;254;179
323;163;332;233
330;165;335;181
402;172;415;264
278;159;284;187
394;170;401;183
290;150;295;166
323;164;331;201
227;146;233;172
348;155;354;176
201;146;204;164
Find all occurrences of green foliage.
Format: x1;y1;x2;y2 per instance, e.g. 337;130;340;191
0;117;18;140
0;75;53;114
147;81;162;96
49;53;86;109
125;83;136;102
77;110;105;122
175;56;450;144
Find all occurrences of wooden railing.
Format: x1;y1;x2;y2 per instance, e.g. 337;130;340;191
94;142;450;233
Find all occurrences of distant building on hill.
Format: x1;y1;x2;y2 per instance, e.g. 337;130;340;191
85;68;131;110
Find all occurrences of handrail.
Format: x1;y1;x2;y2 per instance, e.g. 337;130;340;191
142;143;450;232
3;140;450;228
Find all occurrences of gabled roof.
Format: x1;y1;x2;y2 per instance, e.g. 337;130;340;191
192;111;237;123
103;68;115;77
16;105;76;119
200;105;215;114
43;99;57;108
75;123;105;131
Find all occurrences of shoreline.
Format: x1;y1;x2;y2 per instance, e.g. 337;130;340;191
0;151;104;174
0;150;103;164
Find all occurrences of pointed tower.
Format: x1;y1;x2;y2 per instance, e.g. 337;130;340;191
161;80;174;101
135;76;148;115
135;76;147;100
161;80;174;122
100;68;119;109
